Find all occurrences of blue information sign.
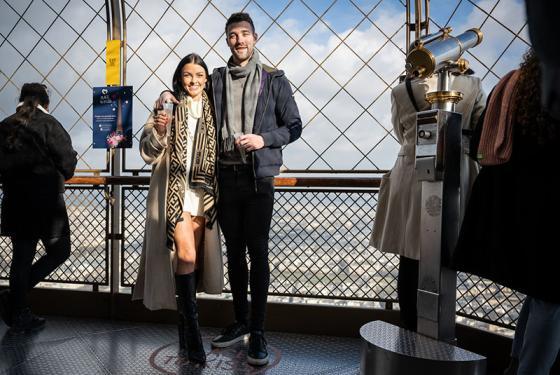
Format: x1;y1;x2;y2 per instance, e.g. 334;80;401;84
92;86;133;149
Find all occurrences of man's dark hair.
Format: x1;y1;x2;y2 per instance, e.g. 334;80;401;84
225;12;255;34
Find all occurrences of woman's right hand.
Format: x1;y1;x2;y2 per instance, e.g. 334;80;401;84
154;91;179;109
153;112;170;136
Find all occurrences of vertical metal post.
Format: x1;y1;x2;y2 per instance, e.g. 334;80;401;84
415;69;462;342
405;0;430;54
414;0;422;42
107;0;124;316
406;0;411;52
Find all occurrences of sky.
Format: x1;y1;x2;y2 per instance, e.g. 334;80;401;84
0;0;530;172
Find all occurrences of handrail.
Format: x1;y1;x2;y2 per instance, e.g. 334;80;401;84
66;175;382;188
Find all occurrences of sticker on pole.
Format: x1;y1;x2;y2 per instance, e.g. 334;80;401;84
106;39;121;86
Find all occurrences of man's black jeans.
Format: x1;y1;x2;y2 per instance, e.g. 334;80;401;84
218;165;274;333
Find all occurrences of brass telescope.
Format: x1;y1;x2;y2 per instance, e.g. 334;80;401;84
405;28;483;79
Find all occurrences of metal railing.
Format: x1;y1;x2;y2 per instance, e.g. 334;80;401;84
120;182;393;302
0;186;110;286
0;176;524;330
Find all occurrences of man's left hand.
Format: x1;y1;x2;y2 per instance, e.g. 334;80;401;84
237;134;265;152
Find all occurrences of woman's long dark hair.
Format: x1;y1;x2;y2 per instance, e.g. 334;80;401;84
171;53;209;97
13;83;50;126
1;83;49;154
514;49;558;143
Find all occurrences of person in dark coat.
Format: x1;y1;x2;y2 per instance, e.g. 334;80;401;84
453;50;560;375
0;83;77;333
524;0;560;120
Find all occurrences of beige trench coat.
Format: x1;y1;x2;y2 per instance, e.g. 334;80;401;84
370;75;486;260
132;114;224;311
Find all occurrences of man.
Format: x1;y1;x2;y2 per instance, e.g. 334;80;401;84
158;12;302;366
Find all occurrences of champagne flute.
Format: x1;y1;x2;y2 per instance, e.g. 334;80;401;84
234;132;247;164
161;101;174;137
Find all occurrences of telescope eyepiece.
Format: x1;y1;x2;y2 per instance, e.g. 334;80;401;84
413;68;425;78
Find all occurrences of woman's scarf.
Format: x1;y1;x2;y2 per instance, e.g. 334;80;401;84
166;90;218;251
221;50;262;152
477;69;521;165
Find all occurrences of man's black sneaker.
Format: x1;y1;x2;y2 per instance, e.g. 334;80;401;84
247;331;269;366
211;321;249;348
10;308;46;334
0;290;12;326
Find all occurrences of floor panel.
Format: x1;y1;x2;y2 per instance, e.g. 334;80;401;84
0;317;360;374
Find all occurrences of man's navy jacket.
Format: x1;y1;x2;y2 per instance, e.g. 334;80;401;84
210;65;302;178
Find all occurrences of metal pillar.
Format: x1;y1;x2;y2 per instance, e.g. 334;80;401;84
106;0;125;315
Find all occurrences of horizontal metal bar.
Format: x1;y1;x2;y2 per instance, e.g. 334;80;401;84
456;311;516;331
276;188;379;193
107;233;124;240
284;170;390;174
65;175;382;188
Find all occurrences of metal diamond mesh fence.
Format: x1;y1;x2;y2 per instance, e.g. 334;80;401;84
0;0;109;171
122;186;396;301
0;0;532;331
457;272;524;329
120;185;522;329
0;0;531;171
270;189;397;300
0;187;109;285
123;0;407;172
121;186;147;286
123;0;531;173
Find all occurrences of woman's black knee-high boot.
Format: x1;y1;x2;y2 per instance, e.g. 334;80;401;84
176;293;186;352
176;273;206;364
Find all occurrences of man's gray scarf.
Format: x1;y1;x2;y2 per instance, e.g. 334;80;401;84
221;50;262;152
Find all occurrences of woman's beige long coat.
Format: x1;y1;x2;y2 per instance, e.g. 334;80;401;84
132;114;224;311
370;75;486;260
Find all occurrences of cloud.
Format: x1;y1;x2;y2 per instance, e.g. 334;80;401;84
0;0;531;171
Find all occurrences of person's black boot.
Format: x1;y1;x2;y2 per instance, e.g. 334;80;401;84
176;294;186;353
10;307;45;334
176;273;206;364
0;289;12;327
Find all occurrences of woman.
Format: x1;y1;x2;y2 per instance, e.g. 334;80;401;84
454;50;560;375
370;72;485;331
0;83;77;333
132;53;223;365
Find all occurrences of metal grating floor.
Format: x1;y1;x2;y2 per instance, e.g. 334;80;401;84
0;316;360;374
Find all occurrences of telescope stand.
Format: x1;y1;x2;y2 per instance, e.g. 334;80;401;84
360;70;486;374
360;320;486;375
